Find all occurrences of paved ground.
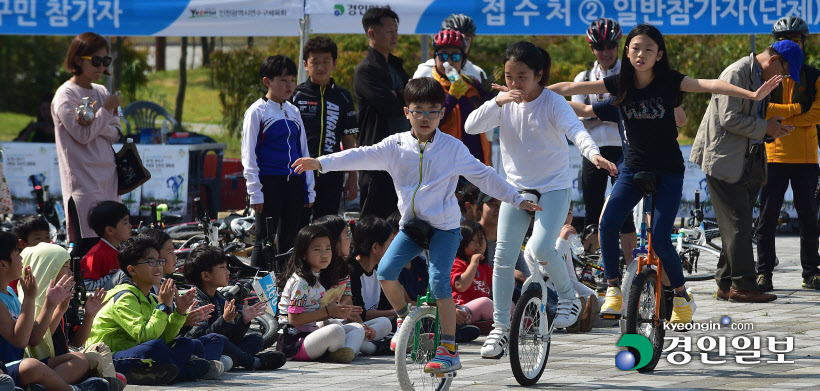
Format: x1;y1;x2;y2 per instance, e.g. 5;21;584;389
129;235;820;390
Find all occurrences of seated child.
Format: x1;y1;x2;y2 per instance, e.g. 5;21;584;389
0;232;109;391
182;246;286;370
87;237;226;385
82;201;131;291
20;243;125;389
344;216;394;355
12;215;50;249
451;221;496;326
276;226;365;363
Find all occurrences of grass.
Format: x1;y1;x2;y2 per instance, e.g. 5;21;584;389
0;112;34;141
140;68;222;125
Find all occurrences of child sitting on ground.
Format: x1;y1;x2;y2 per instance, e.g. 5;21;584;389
183;246;286;370
0;232;109;391
451;221;497;327
344;216;394;355
87;237;225;386
20;243;125;389
276;225;365;363
82;201;131;291
12;215;50;249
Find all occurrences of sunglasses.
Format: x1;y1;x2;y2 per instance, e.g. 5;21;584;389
778;36;803;44
80;55;113;67
407;109;443;120
136;258;168;267
436;52;463;63
591;42;618;51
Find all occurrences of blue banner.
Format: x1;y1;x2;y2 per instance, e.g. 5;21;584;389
0;0;303;36
416;0;820;35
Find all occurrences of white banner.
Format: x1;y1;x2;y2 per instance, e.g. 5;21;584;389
0;142;189;217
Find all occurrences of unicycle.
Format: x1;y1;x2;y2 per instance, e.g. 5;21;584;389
509;254;556;385
623;173;669;372
395;255;454;391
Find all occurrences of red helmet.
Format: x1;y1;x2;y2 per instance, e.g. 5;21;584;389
433;29;467;53
586;18;622;44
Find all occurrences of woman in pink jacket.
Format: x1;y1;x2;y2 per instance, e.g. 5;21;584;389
52;32;122;258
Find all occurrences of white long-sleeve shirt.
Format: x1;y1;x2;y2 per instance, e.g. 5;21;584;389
318;129;525;231
571;60;623;148
465;88;601;194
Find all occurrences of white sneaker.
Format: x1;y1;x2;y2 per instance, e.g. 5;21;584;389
554;297;582;329
219;355;233;372
480;325;510;359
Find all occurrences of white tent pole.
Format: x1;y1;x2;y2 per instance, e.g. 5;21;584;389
298;15;310;84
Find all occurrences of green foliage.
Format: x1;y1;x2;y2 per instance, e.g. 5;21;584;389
118;38;152;103
210;48;267;137
0;35;72;115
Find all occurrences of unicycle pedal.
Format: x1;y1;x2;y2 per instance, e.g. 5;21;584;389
433;371;457;379
600;313;621;320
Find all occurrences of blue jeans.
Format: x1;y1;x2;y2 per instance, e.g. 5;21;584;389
378;227;461;300
111;334;224;382
221;333;264;369
599;167;686;288
492;189;572;328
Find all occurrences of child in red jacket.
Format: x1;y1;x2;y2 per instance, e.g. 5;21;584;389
450;221;495;324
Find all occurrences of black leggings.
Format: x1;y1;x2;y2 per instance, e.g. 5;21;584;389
251;175;305;268
68;197;99;259
581;146;635;234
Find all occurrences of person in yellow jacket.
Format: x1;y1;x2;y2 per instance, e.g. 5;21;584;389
756;16;820;291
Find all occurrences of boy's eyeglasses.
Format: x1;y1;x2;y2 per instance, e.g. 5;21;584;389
407;109;443;120
136;258;168;267
591;42;618;51
436;52;462;63
80;55;113;67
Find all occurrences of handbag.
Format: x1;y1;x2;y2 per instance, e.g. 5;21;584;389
114;141;151;195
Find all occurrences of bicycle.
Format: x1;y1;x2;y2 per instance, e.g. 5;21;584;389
673;190;720;281
622;174;671;372
508;248;557;385
394;251;455;391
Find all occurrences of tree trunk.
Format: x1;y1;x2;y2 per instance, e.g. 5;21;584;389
155;37;166;71
110;36;124;92
200;36;211;67
175;37;187;128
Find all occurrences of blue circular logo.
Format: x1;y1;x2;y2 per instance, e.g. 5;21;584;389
615;351;636;370
721;316;731;325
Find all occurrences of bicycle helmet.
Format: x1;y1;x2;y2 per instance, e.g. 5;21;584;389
441;14;476;37
586;18;622;44
433;29;467;52
772;15;809;38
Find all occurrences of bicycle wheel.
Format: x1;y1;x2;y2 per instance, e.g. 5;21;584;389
509;289;551;386
254;313;278;349
624;268;665;372
678;243;719;281
395;306;452;391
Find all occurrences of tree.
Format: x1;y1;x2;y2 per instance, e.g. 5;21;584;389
175;37;188;128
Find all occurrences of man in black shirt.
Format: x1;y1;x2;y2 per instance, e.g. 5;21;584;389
353;6;410;219
292;36;359;221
